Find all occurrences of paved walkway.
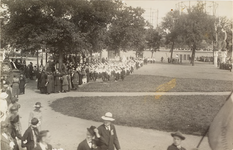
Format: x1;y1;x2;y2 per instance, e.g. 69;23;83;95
17;82;215;150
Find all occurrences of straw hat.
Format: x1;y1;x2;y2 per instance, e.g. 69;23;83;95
101;112;115;121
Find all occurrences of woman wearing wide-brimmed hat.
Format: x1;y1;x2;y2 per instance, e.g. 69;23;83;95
167;131;186;150
97;112;121;150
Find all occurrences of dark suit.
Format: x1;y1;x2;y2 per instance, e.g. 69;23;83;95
33;143;52;150
98;124;120;150
77;140;92;150
21;126;39;150
167;144;186;150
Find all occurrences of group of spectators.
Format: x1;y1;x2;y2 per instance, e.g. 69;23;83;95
0;78;43;150
35;57;144;94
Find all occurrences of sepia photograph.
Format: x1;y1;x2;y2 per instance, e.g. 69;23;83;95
0;0;232;150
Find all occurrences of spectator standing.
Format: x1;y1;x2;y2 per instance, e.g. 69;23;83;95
19;74;26;94
72;69;79;90
77;126;101;150
167;131;186;150
12;75;20;98
22;118;40;150
28;102;43;130
97;112;121;150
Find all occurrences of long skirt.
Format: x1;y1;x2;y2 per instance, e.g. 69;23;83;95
62;85;68;91
12;83;19;97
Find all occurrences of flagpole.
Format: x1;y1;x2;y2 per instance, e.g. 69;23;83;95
196;91;233;148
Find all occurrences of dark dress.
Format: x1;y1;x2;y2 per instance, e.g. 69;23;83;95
21;126;39;150
19;76;26;94
54;72;61;93
39;72;47;94
46;74;54;94
72;72;79;89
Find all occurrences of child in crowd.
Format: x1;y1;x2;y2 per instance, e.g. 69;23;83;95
167;131;186;150
28;102;43;130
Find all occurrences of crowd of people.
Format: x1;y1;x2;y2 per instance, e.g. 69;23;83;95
35;57;144;94
0;83;43;150
1;56;190;150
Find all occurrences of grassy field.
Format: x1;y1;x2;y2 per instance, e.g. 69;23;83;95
50;95;228;135
77;75;232;92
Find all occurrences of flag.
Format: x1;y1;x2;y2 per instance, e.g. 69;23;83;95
208;92;233;150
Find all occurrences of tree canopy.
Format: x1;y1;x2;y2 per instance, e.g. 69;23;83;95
2;0;150;67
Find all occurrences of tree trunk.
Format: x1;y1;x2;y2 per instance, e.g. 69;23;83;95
58;49;63;72
151;49;154;58
36;49;39;71
191;43;196;66
170;41;175;63
90;49;93;63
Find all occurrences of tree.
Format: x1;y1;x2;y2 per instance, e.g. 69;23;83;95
71;0;119;58
179;2;215;66
106;5;146;57
161;10;182;62
145;27;162;58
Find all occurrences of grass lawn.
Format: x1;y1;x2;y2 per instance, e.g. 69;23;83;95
50;95;228;135
78;75;232;92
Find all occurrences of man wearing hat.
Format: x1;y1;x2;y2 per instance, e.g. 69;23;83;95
22;118;40;150
97;112;121;150
77;126;101;150
167;131;186;150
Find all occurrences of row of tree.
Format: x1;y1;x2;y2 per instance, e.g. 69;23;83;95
161;2;232;66
1;0;232;67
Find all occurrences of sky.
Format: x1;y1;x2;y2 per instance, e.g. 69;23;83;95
123;0;233;27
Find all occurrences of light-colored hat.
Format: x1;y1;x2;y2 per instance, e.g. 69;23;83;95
101;112;115;121
0;92;8;99
34;102;42;108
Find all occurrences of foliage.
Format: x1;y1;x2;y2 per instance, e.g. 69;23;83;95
2;0;148;61
145;28;162;57
162;2;215;65
106;5;146;55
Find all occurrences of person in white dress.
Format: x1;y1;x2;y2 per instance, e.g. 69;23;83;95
29;102;43;130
